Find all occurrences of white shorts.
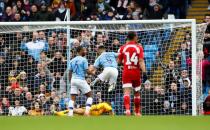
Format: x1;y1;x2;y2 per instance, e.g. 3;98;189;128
98;67;118;85
70;79;91;95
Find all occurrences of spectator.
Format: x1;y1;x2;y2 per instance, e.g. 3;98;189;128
28;101;43;116
160;60;179;90
13;12;21;21
164;82;181;114
143;3;166;19
17;71;28;88
9;77;20;91
34;70;52;92
110;38;120;52
20;31;49;61
47;37;59;58
184;31;191;49
8;99;27;116
96;0;111;14
23;0;30;12
0;35;9;54
178;69;190;93
21;55;38;90
38;3;55;21
54;1;67;21
103;9;116;20
75;0;92;20
141;80;156;115
9;88;24;106
39;51;52;69
59;92;69;110
49;96;60;114
49;50;66;76
38;93;50;114
29;4;40;21
3;6;13;21
162;100;170;114
52;72;62;91
38;84;49;96
122;5;133;20
39;31;47;42
23;92;33;110
175;42;191;70
179;101;191;114
0;97;10;115
80;31;92;47
182;78;192;105
42;90;57;114
153;86;165;114
16;0;26;17
116;0;128;15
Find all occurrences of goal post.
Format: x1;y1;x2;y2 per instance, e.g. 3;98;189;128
0;20;206;116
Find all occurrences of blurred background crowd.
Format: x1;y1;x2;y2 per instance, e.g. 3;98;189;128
0;0;191;22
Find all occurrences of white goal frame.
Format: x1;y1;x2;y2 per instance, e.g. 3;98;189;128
0;19;198;116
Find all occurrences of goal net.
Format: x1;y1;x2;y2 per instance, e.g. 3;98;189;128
0;20;206;116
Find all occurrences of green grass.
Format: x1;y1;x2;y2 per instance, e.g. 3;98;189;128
0;116;210;130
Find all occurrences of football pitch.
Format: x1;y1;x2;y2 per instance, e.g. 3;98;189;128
0;116;210;130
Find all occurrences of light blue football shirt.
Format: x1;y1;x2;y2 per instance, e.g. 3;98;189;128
69;56;88;80
94;52;118;69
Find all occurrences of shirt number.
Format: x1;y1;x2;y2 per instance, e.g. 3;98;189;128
125;52;138;65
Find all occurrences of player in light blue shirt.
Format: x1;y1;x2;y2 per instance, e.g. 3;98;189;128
69;54;88;80
68;46;94;117
91;45;119;92
94;51;118;69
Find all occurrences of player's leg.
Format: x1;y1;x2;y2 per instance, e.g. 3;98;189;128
81;80;93;116
123;83;132;116
133;80;142;116
68;94;77;117
90;77;100;86
68;80;78;117
84;91;93;116
108;68;118;92
90;68;108;86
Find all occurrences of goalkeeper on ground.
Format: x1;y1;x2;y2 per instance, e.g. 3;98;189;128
90;45;119;92
54;102;113;116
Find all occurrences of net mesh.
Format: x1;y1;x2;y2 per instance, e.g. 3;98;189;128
0;22;206;116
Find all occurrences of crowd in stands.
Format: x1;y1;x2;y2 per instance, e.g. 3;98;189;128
202;14;210;114
0;0;191;22
0;0;208;116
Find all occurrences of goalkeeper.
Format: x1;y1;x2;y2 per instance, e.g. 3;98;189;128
54;102;113;116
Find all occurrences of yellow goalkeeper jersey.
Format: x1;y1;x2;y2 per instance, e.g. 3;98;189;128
90;102;112;116
54;102;112;116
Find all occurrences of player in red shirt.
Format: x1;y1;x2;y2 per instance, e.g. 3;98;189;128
118;32;147;116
